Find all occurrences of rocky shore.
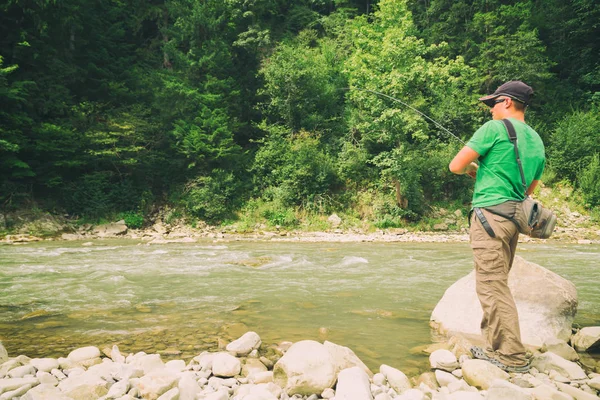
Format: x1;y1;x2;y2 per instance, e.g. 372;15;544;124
1;328;599;400
2;217;599;245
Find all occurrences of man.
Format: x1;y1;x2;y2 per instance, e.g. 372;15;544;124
449;81;545;373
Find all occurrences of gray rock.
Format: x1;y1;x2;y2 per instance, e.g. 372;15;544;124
321;388;335;399
36;371;58;386
429;349;459;372
7;364;36;378
324;340;372;377
434;370;459;387
541;338;579;361
227;332;262;356
486;379;533;400
57;369;109;399
431;256;578;347
130;353;165;375
554;382;599;400
328;214;342;228
0;377;40;393
212;352;241;377
374;394;391;400
373;373;386;386
157;387;180;400
136;369;180;400
105;379;130;399
0;384;33;400
193;352;216;371
530;384;574;400
21;383;71;400
571;327;600;352
0;342;8;364
447;380;472;394
110;345;126;364
380;364;411;394
243;358;269;378
531;352;587;380
30;358;60;373
67;346;101;364
395;388;427;400
273;340;336;396
61;233;83;240
461;359;509;390
178;371;201;400
433;223;448;231
51;368;66;380
444;392;485;400
335;366;373;400
251;371;273;384
94;221;128;237
589;376;600;390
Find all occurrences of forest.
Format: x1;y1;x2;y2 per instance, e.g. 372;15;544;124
1;0;599;230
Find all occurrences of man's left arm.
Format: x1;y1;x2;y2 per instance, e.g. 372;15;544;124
449;146;480;178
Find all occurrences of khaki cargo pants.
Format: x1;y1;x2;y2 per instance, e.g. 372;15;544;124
470;208;528;366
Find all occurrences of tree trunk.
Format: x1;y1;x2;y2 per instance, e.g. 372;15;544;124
393;179;408;209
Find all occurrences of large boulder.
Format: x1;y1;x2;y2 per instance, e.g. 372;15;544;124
273;340;336;395
430;256;577;347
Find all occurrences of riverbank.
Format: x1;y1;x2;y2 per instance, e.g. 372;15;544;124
2;223;600;245
1;330;599;400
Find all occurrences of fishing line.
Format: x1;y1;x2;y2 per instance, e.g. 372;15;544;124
341;87;466;146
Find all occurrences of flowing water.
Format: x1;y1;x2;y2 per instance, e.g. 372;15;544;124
0;239;598;374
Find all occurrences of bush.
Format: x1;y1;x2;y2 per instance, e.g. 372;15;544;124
118;211;144;229
548;109;600;182
182;170;241;224
252;128;339;206
580;153;600;207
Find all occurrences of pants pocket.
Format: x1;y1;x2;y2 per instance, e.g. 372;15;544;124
471;240;506;280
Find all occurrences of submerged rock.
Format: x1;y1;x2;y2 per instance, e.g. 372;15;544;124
430;256;577;347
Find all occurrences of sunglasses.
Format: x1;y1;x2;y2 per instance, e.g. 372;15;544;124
492;98;506;106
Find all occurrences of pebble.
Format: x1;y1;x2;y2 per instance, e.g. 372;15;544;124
0;331;597;400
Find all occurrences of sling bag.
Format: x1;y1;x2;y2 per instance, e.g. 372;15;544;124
480;119;557;239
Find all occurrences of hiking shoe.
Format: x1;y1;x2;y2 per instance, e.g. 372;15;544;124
470;346;530;373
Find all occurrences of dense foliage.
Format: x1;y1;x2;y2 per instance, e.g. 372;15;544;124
1;0;599;227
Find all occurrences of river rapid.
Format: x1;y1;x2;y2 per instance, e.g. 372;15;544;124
0;239;598;374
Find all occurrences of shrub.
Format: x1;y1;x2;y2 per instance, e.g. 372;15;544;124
579;153;600;207
182;170;241;224
548;109;600;182
118;211;144;229
252;128;339;206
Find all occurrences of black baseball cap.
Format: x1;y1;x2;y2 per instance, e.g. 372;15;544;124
479;81;534;107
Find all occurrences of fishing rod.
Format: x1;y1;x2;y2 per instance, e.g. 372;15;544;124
341;87;467;146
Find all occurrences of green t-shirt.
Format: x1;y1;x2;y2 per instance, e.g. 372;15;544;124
466;118;545;208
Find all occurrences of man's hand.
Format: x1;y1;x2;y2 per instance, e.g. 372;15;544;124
449;146;480;177
465;162;478;179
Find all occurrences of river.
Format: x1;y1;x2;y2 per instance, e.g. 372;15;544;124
0;239;598;374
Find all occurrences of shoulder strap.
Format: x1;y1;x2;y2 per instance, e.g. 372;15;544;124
501;119;528;193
